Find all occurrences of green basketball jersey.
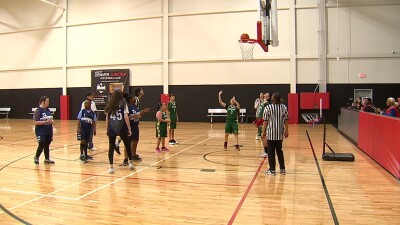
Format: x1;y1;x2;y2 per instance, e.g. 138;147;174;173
257;102;269;119
156;111;168;137
168;101;177;120
225;105;239;122
156;111;168;130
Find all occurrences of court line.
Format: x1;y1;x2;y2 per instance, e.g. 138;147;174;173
306;130;339;225
227;158;266;225
0;188;77;200
0;203;31;225
77;135;214;200
203;150;261;167
127;177;246;187
4;166;247;188
4;133;210;212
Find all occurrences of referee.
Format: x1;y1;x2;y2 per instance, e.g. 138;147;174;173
261;93;289;176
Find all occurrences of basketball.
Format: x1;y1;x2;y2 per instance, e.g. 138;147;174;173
240;33;250;41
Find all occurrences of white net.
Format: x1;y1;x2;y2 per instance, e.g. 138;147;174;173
301;113;321;125
238;40;256;61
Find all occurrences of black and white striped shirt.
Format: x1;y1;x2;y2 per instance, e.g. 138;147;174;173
263;104;289;140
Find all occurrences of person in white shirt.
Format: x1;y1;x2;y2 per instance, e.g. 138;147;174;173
254;92;264;139
81;93;97;151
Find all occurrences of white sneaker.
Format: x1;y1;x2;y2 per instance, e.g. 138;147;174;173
255;135;259;140
129;163;134;170
89;147;97;151
259;152;268;158
108;168;114;174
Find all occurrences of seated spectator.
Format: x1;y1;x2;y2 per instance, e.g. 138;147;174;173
361;98;376;113
397;97;400;111
348;97;362;110
377;97;399;117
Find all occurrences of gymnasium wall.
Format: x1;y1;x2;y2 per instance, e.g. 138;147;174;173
0;0;399;121
0;88;62;119
297;0;400;84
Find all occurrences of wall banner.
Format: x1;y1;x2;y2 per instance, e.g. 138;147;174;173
91;69;130;106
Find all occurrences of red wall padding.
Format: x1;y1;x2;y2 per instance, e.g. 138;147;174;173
300;92;330;109
60;95;70;120
358;112;400;179
288;93;299;124
161;94;169;104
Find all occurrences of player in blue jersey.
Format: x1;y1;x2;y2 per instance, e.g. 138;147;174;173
81;93;97;151
33;96;55;164
120;94;150;166
105;91;134;174
77;100;97;162
115;88;145;153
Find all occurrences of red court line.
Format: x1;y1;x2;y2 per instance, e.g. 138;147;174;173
6;166;246;188
227;158;266;225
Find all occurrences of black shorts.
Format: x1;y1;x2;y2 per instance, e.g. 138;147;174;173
79;128;91;142
36;134;53;143
130;122;139;141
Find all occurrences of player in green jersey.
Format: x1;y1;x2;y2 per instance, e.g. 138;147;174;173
218;90;241;151
155;102;170;153
168;94;179;145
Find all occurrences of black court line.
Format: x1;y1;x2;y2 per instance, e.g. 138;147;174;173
0;143;77;224
0;204;31;225
203;150;261;167
306;130;339;225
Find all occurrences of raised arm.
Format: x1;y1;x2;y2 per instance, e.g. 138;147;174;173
233;96;240;109
218;91;226;108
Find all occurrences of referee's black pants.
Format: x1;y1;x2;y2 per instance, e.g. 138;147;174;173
267;140;285;171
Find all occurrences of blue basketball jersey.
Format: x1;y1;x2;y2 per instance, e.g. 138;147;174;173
78;109;96;131
128;103;140;124
107;100;128;137
34;107;53;136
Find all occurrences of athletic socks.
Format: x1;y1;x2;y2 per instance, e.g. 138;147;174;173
84;144;88;157
115;139;121;147
80;143;92;161
80;143;84;155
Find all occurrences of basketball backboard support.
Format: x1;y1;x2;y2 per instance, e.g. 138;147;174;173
242;0;279;53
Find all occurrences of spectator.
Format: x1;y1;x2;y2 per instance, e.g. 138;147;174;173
361;98;376;113
348;97;362;110
355;97;362;110
377;97;399;117
397;97;400;111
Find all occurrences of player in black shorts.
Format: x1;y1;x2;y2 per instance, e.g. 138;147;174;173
33;96;55;164
77;100;97;162
121;94;150;166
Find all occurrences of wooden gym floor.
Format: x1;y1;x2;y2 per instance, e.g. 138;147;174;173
0;119;399;225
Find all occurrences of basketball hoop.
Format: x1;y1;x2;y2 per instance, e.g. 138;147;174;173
238;39;257;61
301;113;322;127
